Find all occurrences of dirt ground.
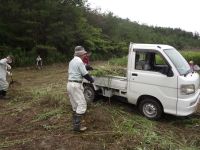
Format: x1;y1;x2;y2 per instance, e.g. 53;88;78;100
0;63;200;150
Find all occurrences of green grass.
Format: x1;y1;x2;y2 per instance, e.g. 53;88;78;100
91;64;126;77
109;108;179;149
1;63;199;150
33;108;65;122
105;105;199;150
109;56;128;67
181;51;200;65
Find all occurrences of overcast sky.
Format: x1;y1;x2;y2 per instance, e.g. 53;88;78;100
87;0;200;34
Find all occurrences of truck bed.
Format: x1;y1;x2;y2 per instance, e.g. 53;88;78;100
93;76;127;91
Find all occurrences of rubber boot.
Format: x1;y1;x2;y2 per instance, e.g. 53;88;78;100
0;91;10;100
0;90;3;99
73;113;87;132
74;111;86;125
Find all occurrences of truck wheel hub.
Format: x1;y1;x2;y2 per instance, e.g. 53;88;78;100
143;104;157;117
85;90;92;98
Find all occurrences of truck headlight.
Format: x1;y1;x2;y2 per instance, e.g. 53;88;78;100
181;84;195;95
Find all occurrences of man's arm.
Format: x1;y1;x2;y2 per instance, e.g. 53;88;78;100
78;60;94;83
6;64;11;70
83;74;94;83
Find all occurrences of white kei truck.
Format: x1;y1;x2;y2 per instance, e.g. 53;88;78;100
83;43;200;119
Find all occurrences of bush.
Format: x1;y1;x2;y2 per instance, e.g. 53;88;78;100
32;45;67;65
181;51;200;65
0;45;67;67
0;46;34;67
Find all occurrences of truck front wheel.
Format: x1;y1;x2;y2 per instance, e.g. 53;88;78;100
84;85;95;103
139;98;163;120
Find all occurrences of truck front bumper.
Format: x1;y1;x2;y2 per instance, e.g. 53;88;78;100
177;89;200;116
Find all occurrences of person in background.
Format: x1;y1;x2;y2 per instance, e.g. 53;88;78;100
0;55;13;99
189;60;194;71
82;52;93;70
189;60;200;71
67;46;94;132
36;55;43;69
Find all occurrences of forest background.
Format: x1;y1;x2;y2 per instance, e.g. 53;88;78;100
0;0;200;67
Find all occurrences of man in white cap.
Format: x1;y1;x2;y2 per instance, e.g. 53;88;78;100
189;60;200;71
36;55;43;69
0;55;13;99
67;46;94;132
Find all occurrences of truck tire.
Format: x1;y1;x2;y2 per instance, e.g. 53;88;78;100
84;85;95;103
139;98;163;120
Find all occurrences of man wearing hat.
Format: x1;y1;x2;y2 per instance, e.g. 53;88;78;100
0;55;13;99
67;46;94;132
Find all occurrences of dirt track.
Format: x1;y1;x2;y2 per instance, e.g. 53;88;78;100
0;63;199;150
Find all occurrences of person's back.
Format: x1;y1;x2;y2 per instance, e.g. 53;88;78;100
0;58;8;80
0;55;13;99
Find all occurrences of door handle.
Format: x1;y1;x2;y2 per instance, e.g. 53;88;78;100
132;73;138;76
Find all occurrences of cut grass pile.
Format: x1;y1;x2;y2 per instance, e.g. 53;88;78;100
91;56;127;77
91;64;126;77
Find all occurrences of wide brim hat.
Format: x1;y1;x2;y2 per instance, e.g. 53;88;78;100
74;46;87;56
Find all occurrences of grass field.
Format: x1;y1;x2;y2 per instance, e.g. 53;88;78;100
0;63;200;150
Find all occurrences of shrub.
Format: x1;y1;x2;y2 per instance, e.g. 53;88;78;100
32;45;67;65
181;51;200;65
0;45;67;67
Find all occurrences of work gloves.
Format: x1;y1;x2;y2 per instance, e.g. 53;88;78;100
85;65;93;71
83;74;94;83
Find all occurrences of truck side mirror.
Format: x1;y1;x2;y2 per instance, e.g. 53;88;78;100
160;66;173;77
166;67;174;77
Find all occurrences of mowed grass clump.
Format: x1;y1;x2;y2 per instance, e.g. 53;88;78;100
91;64;126;77
104;104;200;150
91;56;127;77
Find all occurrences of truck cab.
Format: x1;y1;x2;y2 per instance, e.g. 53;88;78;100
84;43;200;119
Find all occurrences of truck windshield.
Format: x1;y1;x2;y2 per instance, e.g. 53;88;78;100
164;49;190;75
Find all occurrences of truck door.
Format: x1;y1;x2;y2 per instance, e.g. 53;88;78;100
127;50;178;115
